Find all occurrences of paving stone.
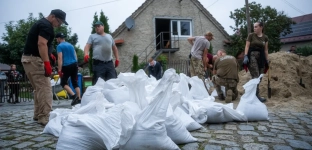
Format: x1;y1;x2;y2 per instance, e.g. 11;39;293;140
258;122;270;126
237;131;259;136
208;124;224;130
37;147;53;150
258;137;285;143
224;147;240;150
243;143;269;150
191;132;211;139
296;135;312;142
215;135;235;141
285;119;300;124
241;136;254;142
214;130;233;134
225;125;237;130
257;125;268;131
238;125;254;131
0;140;19;148
277;134;294;139
31;140;55;148
273;145;293;150
14;135;34;141
294;129;307;134
12;141;35;149
204;145;221;150
307;125;312;129
262;131;276;137
268;125;292;131
31;136;52;142
291;112;309;117
47;143;57;149
271;123;289;127
279;131;295;135
289;123;304;129
208;140;239;146
197;127;209;133
23;131;40;136
196;138;208;143
287;139;312;149
269;119;285;123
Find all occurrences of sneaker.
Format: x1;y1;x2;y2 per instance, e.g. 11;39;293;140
37;117;48;126
225;90;233;103
71;96;81;106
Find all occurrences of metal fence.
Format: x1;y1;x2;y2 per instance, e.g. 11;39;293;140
167;59;190;76
0;75;34;103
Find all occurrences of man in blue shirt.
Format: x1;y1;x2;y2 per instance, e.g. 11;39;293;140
56;32;81;106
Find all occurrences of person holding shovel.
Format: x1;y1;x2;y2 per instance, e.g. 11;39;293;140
187;32;213;81
242;22;269;102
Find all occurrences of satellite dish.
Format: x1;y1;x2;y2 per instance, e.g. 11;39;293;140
125;17;135;31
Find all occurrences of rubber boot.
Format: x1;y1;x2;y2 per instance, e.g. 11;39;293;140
225;90;233;103
256;84;266;102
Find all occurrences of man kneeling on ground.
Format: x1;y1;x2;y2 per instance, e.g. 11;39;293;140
212;49;239;103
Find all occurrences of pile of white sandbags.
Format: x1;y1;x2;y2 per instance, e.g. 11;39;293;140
42;69;269;150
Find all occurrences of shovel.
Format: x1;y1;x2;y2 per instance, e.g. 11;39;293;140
298;54;306;88
268;62;271;99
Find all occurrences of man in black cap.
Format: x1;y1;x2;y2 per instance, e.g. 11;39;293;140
84;21;120;84
55;32;81;106
21;9;68;126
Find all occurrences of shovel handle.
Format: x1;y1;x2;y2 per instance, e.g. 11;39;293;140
268;62;271;98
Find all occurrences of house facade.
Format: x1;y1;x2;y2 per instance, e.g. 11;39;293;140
112;0;229;73
280;13;312;51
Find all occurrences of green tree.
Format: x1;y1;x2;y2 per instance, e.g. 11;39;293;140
131;54;139;73
0;13;82;72
99;10;110;33
226;2;294;56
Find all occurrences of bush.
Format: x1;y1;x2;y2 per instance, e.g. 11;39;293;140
157;54;168;71
296;45;312;56
131;55;139;73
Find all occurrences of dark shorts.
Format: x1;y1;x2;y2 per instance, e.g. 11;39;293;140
61;63;78;88
92;59;117;84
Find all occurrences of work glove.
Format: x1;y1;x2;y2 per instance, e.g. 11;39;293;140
58;70;63;78
243;64;248;72
115;60;119;68
243;55;249;65
44;61;52;77
84;55;89;63
50;54;56;62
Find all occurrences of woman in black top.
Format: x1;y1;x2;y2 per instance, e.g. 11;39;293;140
243;22;269;102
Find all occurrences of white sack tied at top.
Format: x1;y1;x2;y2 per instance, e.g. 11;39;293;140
236;74;269;121
120;69;180;150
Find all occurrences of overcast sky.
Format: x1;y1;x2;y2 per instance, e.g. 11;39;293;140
0;0;311;48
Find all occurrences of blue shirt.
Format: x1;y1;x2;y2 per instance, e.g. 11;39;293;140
57;42;77;66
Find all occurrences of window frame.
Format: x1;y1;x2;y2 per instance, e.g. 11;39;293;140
170;20;192;37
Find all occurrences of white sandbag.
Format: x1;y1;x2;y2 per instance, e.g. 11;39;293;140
236;74;269;121
182;100;208;124
119;101;141;146
172;73;192;99
104;78;124;90
81;86;105;106
42;108;74;137
104;86;129;104
57;105;124;150
174;107;202;131
120;69;180;150
118;70;149;110
166;105;197;144
76;92;112;115
189;76;209;100
94;77;106;87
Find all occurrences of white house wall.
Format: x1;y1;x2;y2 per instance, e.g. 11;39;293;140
114;0;228;73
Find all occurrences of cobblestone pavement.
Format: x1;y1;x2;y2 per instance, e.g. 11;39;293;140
0;100;312;150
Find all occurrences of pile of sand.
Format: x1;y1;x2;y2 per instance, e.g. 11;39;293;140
237;52;312;112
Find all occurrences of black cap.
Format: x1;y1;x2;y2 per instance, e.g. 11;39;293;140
93;21;104;26
55;33;66;38
51;9;68;25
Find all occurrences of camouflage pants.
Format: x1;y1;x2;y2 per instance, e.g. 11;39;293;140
189;57;205;81
212;75;238;100
248;51;264;79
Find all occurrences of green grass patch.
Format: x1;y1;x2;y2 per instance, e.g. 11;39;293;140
19;91;32;98
3;135;15;140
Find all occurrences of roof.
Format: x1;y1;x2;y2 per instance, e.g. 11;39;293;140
280;13;312;43
111;0;229;39
0;63;10;71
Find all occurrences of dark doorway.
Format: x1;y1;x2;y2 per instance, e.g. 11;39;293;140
155;19;170;49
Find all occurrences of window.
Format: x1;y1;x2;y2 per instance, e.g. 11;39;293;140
171;20;192;37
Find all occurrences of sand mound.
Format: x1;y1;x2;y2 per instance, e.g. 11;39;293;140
237;52;312;112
